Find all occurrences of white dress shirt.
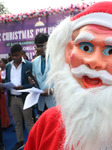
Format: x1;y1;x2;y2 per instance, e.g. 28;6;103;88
10;57;25;95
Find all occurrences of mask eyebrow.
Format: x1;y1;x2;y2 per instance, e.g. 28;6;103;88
105;37;112;46
74;32;95;44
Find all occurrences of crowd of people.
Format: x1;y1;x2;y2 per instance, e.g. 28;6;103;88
0;33;56;150
1;1;112;150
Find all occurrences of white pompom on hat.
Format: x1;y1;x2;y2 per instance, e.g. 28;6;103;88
71;1;112;31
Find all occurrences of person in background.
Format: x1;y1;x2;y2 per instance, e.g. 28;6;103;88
0;58;7;83
5;44;34;150
0;58;10;128
0;68;7;150
25;1;112;150
0;58;13;125
29;33;56;118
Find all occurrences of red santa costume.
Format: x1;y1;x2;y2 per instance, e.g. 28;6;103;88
24;106;66;150
25;2;112;150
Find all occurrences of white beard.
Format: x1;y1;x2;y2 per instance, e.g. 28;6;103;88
53;64;112;150
45;17;112;150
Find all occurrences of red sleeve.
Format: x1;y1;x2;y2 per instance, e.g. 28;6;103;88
24;106;64;150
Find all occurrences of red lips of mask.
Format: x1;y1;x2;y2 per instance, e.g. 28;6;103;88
82;76;103;88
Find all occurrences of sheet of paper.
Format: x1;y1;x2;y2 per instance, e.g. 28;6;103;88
23;93;40;110
17;87;43;93
2;82;15;90
17;87;43;110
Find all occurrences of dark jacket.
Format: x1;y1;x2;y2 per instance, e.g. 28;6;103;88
5;59;32;106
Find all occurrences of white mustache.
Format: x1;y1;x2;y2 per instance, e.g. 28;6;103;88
71;65;112;85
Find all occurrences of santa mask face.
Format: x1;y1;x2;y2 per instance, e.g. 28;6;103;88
65;24;112;89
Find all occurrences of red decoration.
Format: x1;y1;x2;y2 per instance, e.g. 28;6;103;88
0;2;95;23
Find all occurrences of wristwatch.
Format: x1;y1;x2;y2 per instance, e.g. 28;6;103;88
50;88;54;93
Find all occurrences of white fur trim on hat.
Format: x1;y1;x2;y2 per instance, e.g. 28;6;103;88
72;12;112;31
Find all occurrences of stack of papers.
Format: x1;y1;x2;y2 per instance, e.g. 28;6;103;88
17;87;43;110
2;82;43;110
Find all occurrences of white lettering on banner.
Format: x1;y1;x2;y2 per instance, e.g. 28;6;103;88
22;29;34;39
48;27;55;34
2;29;34;41
23;45;35;51
35;28;47;35
1;27;55;42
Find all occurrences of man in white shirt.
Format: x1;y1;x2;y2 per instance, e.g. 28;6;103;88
5;44;34;150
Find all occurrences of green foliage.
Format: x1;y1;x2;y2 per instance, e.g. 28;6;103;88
0;2;10;15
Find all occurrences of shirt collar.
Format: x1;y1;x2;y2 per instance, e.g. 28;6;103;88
22;57;26;63
10;57;26;65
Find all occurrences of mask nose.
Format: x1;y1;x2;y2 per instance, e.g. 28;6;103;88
83;50;107;70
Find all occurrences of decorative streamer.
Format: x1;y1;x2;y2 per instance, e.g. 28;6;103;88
0;2;94;23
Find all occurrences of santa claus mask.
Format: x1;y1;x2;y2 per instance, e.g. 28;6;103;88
65;24;112;89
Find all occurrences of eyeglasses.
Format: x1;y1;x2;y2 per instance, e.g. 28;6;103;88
35;42;47;48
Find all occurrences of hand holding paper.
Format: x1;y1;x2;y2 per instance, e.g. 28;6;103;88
2;82;15;90
17;87;43;109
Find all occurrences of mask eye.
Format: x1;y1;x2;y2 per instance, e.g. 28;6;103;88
79;42;94;53
103;46;112;56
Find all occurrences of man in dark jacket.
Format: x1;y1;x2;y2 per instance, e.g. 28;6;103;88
5;44;34;150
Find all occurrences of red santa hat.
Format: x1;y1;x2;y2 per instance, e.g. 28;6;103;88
71;1;112;31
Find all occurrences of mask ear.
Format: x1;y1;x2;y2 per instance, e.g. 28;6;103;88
65;41;74;64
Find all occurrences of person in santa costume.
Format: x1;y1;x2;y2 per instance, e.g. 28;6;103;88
24;1;112;150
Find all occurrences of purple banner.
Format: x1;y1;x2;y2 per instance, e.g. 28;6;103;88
0;12;77;60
